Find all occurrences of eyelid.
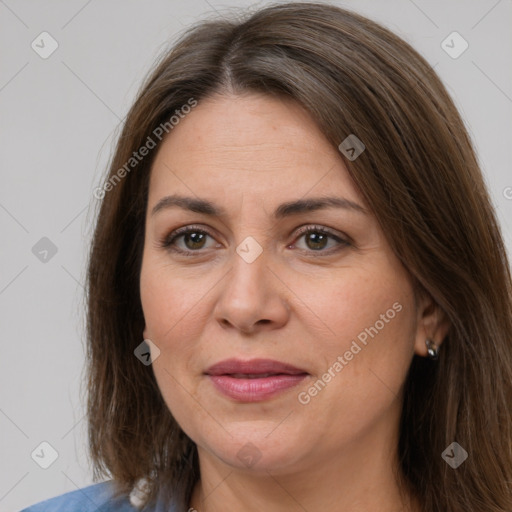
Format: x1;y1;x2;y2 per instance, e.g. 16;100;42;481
291;225;351;253
158;224;219;252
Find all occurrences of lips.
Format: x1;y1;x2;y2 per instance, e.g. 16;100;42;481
205;358;308;377
205;358;309;402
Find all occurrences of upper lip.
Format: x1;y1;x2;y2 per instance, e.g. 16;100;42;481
205;358;308;376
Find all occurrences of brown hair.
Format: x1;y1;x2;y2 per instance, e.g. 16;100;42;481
86;2;512;511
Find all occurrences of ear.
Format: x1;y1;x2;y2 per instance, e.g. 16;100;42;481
413;289;451;357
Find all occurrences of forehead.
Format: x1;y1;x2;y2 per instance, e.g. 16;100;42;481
148;93;365;210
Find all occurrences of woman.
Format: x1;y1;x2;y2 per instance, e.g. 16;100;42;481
21;2;512;511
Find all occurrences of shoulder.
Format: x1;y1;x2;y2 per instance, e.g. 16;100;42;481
19;480;141;512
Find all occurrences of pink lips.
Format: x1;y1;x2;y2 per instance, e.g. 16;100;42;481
205;358;309;402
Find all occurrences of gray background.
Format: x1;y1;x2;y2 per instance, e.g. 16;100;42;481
1;0;511;510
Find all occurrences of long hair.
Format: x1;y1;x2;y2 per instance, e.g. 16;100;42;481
85;3;512;511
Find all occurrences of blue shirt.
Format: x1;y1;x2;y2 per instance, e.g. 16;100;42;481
19;480;178;512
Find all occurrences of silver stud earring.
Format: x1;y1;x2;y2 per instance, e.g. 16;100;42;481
425;338;439;360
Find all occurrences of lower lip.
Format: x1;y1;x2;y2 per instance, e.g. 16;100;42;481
208;374;308;402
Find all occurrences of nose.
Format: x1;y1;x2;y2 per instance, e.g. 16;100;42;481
213;246;291;334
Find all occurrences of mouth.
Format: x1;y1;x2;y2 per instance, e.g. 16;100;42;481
228;373;295;379
205;358;309;402
205;358;308;376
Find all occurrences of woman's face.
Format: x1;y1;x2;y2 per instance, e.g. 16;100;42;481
140;92;432;475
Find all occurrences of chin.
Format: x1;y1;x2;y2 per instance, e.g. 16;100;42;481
199;428;309;473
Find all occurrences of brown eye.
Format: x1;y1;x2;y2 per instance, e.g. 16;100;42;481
180;231;208;250
160;226;217;255
293;226;350;254
304;231;329;250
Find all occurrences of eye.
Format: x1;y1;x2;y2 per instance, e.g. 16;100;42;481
291;225;350;255
158;224;350;257
159;225;219;255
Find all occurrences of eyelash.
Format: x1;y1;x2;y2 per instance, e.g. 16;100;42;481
158;224;350;257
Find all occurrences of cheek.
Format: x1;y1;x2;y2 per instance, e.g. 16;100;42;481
300;267;416;403
314;267;413;348
140;263;209;428
288;284;416;452
139;255;219;414
140;257;210;345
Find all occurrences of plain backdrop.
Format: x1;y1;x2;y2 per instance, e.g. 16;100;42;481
1;0;511;510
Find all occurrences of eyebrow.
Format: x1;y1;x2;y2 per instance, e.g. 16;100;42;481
150;194;368;218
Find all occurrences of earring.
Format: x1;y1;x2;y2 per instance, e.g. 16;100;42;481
425;338;439;360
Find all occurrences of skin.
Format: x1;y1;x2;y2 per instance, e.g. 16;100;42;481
140;92;450;512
